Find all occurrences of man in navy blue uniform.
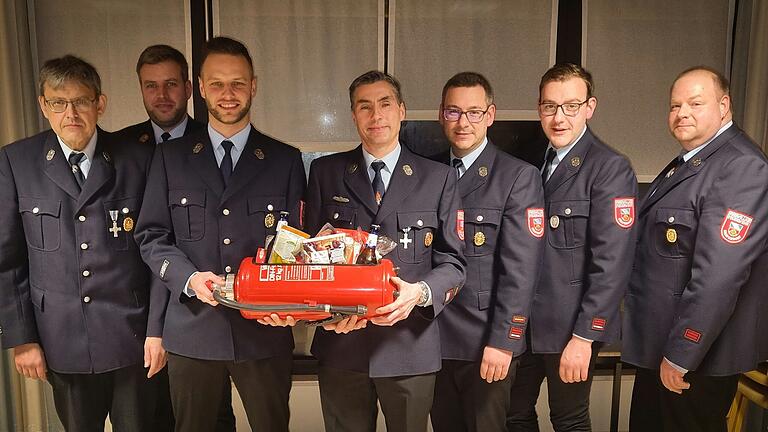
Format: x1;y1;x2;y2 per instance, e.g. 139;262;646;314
430;72;545;432
135;37;305;432
304;70;466;432
623;66;768;431
0;55;165;431
507;63;638;431
117;44;205;145
117;44;236;432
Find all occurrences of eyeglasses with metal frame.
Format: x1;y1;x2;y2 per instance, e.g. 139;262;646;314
44;97;97;113
538;100;589;117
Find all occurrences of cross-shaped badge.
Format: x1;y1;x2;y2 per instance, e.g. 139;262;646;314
108;210;122;238
400;227;412;249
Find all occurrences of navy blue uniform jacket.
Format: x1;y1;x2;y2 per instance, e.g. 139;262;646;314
135;126;305;361
0;130;163;373
305;144;466;377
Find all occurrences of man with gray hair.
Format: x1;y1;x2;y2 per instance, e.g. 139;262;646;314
0;55;165;431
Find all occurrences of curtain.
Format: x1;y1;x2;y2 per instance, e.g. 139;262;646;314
741;0;768;149
0;0;39;146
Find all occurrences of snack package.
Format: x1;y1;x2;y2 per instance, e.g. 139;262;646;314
334;227;366;263
301;233;348;264
310;224;398;264
268;225;311;263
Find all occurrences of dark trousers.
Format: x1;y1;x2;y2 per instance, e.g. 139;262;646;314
431;358;519;432
629;367;739;432
506;344;601;432
318;365;436;432
167;352;292;432
48;364;159;432
151;366;236;432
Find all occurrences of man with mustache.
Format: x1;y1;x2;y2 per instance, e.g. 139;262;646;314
117;45;205;145
135;36;305;432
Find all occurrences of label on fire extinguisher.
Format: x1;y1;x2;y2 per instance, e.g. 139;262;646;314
259;265;336;282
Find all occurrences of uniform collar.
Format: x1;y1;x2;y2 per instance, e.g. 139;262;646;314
151;115;189;143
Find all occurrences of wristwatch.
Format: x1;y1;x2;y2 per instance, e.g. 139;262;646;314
416;281;430;307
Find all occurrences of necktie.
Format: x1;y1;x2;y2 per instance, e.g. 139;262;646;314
161;132;171;142
371;160;386;206
541;148;556;183
68;152;86;190
220;140;234;185
452;158;464;179
650;155;685;197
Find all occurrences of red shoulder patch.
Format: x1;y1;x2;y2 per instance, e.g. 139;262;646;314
527;208;545;238
508;326;524;340
683;328;702;343
614;198;635;229
591;317;606;331
720;209;753;244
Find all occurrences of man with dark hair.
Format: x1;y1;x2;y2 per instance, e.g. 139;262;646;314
117;44;235;432
430;71;544;432
116;44;203;145
135;36;305;432
507;63;638;431
304;70;466;432
623;66;768;431
0;55;165;431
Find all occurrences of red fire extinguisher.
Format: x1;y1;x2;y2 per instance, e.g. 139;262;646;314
211;257;399;325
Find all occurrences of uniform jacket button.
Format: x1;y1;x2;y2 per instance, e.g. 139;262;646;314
565;208;572;215
223;238;231;245
181;197;188;205
222;209;230;216
83;296;91;303
78;215;86;222
80;243;88;250
82;270;90;277
225;266;232;273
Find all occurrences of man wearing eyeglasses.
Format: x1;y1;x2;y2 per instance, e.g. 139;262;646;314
0;55;165;431
428;72;544;432
506;63;638;431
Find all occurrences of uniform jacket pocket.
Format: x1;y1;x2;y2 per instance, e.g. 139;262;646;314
396;211;438;263
169;190;206;241
19;197;61;251
548;200;590;249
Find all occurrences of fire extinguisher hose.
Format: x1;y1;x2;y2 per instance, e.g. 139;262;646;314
211;289;368;316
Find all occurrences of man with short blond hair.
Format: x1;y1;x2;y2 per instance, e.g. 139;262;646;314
623;66;768;431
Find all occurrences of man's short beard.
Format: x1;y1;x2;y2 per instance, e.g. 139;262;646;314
148;106;187;129
207;98;252;125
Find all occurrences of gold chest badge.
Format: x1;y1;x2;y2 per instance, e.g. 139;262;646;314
265;213;276;228
424;231;433;247
473;231;486;247
666;228;677;243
